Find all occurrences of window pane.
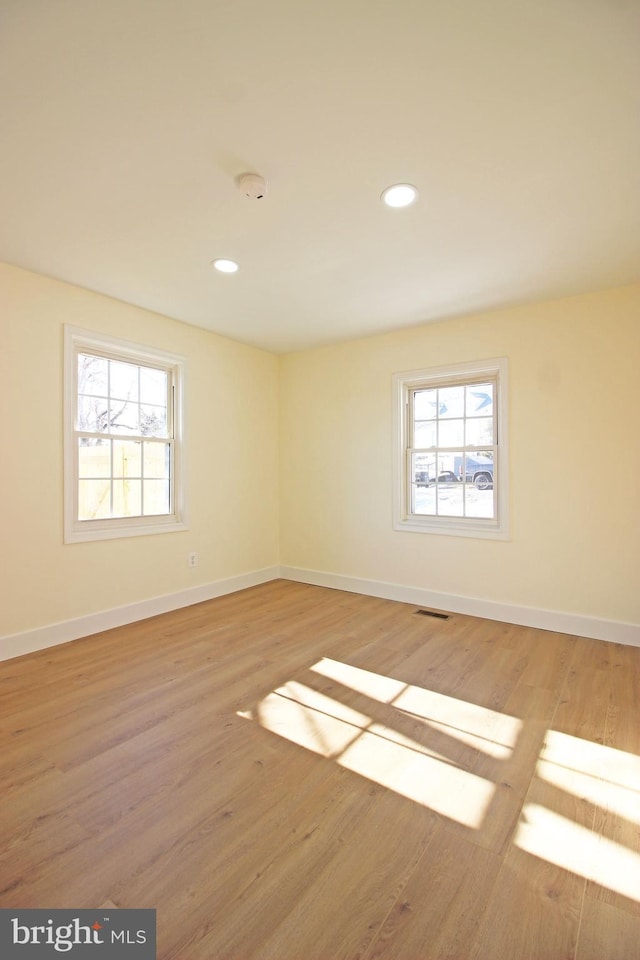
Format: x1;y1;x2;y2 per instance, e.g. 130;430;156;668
78;395;109;432
140;404;167;437
113;440;142;478
78;479;110;520
436;476;464;516
460;452;494;488
78;354;108;397
445;452;464;482
412;452;436;483
462;481;495;519
438;386;464;419
109;401;139;435
414;420;436;448
112;479;141;517
411;452;436;514
458;451;496;519
140;366;167;406
414;389;437;420
110;360;139;401
466;383;494;418
143;479;170;515
143;442;170;479
413;485;436;515
465;416;494;446
439;418;464;447
78;438;110;478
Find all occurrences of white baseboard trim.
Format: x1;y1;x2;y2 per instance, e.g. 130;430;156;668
279;566;640;648
0;566;280;662
3;564;637;662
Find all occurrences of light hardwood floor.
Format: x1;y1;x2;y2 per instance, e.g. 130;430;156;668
1;580;639;959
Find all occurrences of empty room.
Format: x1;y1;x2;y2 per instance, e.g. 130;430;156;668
1;2;639;958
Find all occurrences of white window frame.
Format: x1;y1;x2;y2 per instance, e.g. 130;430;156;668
393;357;509;540
64;325;187;543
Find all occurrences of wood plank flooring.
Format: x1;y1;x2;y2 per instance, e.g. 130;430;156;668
1;580;638;959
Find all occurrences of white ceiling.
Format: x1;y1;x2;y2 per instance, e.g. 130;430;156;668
1;0;638;352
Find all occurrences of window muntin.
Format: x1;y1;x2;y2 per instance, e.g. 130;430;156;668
394;359;509;539
65;327;186;542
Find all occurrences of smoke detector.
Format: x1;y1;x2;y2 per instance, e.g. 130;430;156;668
236;172;268;199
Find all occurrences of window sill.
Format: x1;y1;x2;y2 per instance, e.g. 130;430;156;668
394;516;510;541
64;517;188;544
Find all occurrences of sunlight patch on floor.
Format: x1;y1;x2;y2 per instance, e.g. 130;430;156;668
337;719;495;827
238;658;640;899
515;803;640;901
258;682;373;758
311;657;522;760
538;730;640;824
310;658;406;703
252;678;498;828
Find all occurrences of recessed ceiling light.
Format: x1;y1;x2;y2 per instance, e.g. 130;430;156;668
212;258;239;273
381;183;418;208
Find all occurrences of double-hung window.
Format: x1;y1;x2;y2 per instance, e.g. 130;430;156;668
393;358;509;539
64;326;186;543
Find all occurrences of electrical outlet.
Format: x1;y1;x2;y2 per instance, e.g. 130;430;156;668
188;552;198;568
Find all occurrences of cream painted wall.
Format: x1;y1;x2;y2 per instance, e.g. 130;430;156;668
279;285;640;625
0;263;279;637
2;264;638;644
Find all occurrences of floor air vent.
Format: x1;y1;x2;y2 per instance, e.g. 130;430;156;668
415;609;451;620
